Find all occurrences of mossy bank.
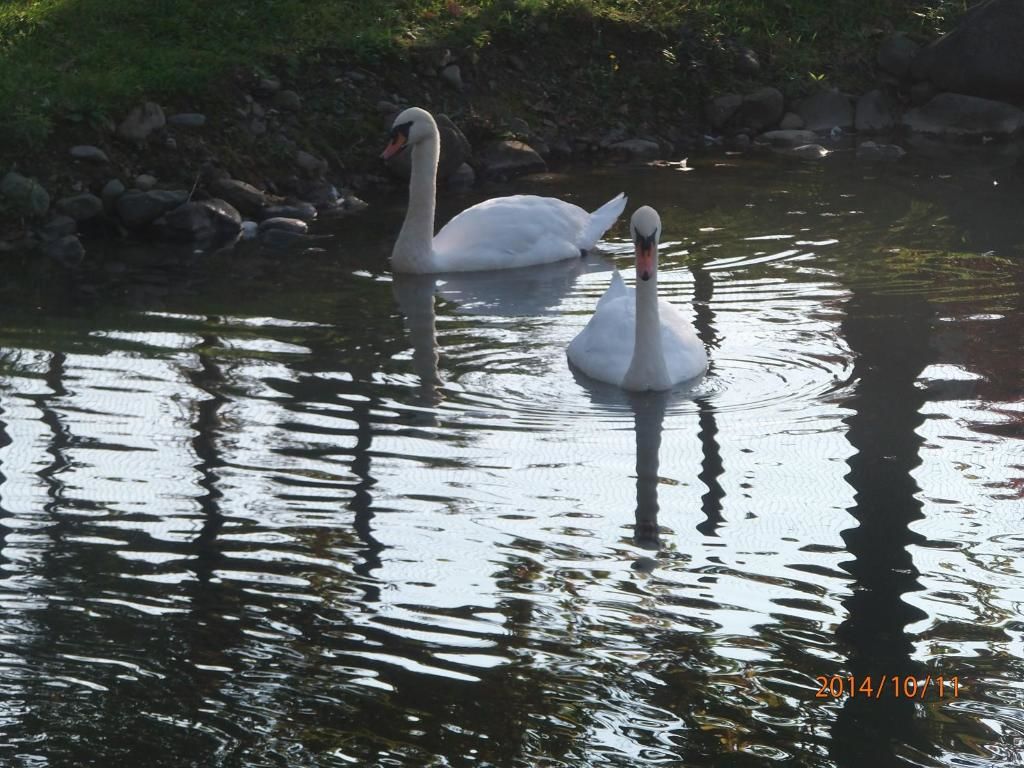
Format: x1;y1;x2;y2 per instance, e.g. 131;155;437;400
0;1;989;259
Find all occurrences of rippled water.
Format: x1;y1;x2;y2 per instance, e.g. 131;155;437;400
1;148;1022;767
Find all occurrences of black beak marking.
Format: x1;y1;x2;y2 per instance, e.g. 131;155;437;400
633;228;656;252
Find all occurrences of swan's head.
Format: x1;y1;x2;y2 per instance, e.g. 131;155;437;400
631;206;661;282
380;107;437;160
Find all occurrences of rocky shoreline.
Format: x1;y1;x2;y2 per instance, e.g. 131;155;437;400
2;0;1024;266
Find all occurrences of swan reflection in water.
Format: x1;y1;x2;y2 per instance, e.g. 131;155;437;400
391;255;614;403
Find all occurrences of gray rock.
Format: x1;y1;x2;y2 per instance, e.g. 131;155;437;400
115;189;188;229
759;129;818;146
69;145;109;163
856;141;907;161
258;217;308;235
117;102;165;143
209;177;283;217
707;93;742;130
855;90;896;132
43;235;85;267
274;89;302;111
878;33;919;79
377;100;400;114
508;117;530;137
911;0;1024;99
0;172;50;217
167;112;206;128
796;89;854;132
608;138;661;160
440;64;463;90
135;174;158;191
445;162;476;189
259;228;304;249
902;93;1024;137
257;75;281;93
786;143;830;159
101;179;126;212
56;193;103;222
40;215;78;240
387;113;471;181
734;47;760;76
295;150;327;177
779;112;805;130
260;202;318;222
733;87;785;133
910;81;936;106
153;199;242;242
478;140;547;180
248;117;267;136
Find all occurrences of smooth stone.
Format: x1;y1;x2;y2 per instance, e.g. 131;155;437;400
43;235;85;267
377;100;400;114
249;117;267;136
855;90;896;133
445;162;476;189
273;90;302;111
608;138;661;160
115;189;188;229
902;93;1024;137
259;228;304;248
796;89;854;131
878;33;919;79
258;217;308;234
153;199;242;242
508;117;530;136
260;202;318;222
911;0;1024;99
0;172;50;217
295;150;327;176
759;129;817;146
167;112;206;128
209;177;282;218
785;143;830;159
240;221;259;240
135;174;158;191
101;179;126;213
56;193;103;222
257;76;281;93
732;87;784;133
779;112;805;130
116;102;165;143
69;145;109;163
734;46;760;76
856;141;907;161
707;93;742;130
41;215;78;240
478;140;547;180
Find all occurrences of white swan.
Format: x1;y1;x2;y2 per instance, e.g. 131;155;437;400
381;107;627;273
568;206;708;391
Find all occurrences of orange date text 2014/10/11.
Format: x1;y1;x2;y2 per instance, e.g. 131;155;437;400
814;675;961;700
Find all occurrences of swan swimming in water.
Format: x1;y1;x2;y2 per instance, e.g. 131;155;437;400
567;206;708;391
381;107;627;273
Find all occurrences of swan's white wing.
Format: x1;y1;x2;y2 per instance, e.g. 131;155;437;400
658;299;709;383
432;195;588;272
567;290;636;386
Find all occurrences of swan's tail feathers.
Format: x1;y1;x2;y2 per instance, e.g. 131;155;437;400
597;268;627;308
579;192;627;251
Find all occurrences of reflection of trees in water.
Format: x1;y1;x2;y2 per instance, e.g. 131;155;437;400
831;281;934;765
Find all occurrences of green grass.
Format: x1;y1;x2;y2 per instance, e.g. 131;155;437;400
0;0;966;150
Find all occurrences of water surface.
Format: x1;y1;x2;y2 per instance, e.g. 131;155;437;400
0;148;1022;767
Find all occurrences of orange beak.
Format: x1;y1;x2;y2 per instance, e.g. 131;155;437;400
635;240;655;281
380;134;407;160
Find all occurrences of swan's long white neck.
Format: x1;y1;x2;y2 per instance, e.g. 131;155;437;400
392;130;440;273
623;266;671;391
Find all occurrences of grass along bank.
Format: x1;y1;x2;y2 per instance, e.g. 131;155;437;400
1;0;965;151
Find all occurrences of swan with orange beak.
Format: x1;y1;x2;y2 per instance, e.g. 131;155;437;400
380;107;627;273
567;206;707;391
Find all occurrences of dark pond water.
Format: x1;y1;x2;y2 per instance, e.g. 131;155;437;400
0;145;1022;767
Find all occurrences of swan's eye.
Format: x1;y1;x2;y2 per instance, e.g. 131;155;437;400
390;121;413;141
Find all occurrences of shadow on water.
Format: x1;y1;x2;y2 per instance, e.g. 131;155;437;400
831;272;934;764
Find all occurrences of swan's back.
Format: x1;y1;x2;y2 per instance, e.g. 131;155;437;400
432;195;589;272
